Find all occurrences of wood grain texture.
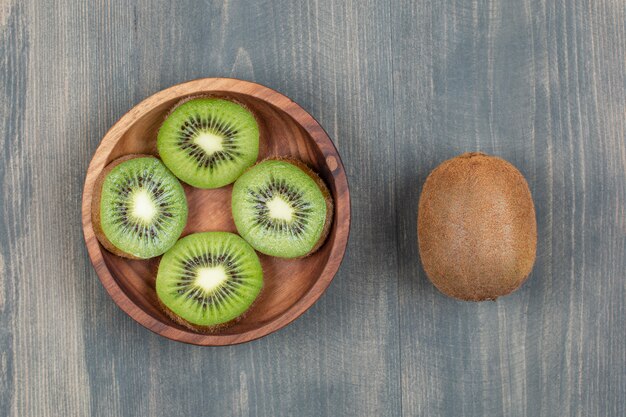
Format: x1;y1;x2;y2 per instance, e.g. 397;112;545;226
1;0;624;415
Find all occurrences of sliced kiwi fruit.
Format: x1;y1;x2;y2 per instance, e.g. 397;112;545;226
157;97;260;189
156;232;263;331
92;155;188;259
231;159;333;259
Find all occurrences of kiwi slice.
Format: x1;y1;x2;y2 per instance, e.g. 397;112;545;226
92;155;188;259
157;97;260;189
231;159;333;259
156;232;263;331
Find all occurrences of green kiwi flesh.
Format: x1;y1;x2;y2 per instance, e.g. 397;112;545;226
157;98;259;189
231;159;331;259
156;232;263;330
96;156;188;259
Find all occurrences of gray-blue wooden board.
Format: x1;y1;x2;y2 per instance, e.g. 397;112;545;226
0;0;624;415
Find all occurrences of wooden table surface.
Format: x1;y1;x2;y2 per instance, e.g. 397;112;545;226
1;0;625;416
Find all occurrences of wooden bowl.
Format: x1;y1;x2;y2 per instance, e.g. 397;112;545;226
81;78;350;345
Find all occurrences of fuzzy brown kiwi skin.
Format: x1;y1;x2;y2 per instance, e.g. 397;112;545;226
157;285;263;334
91;154;157;260
417;152;537;301
252;157;334;258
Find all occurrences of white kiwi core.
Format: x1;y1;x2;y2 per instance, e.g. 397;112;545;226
267;197;294;222
195;266;228;292
131;190;157;222
194;131;224;155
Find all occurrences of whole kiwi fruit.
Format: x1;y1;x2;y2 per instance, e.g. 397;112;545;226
417;152;537;301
